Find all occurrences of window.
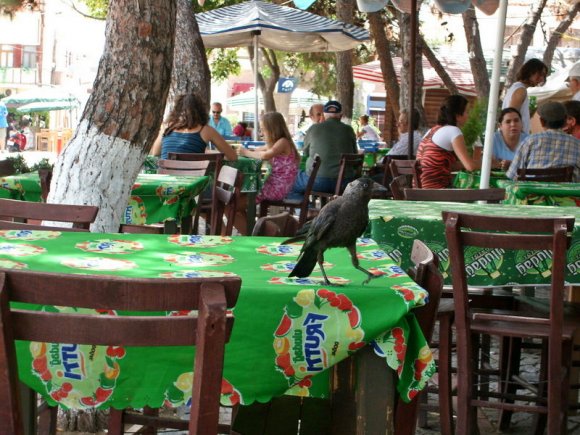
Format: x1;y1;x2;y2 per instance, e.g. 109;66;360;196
0;45;14;67
21;45;36;68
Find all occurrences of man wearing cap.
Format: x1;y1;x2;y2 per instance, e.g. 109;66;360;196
568;62;580;102
208;102;233;137
507;101;580;182
289;100;358;198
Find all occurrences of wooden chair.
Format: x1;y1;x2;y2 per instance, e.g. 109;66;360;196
251;211;299;237
389;159;421;188
516;166;574;182
443;212;576;435
259;154;321;228
311;153;364;207
38;168;52;203
119;221;178;234
157;158;210;176
0;270;241;435
380;154;411;189
403;187;506;203
393;239;444;435
211;165;243;236
0;198;98;231
168;152;224;235
0;159;15;177
389;174;413;200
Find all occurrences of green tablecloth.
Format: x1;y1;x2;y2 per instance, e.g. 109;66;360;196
367;200;580;286
0;232;433;410
0;173;209;225
453;170;508;189
497;180;580;207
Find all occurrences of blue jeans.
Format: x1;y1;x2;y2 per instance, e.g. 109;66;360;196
286;171;337;201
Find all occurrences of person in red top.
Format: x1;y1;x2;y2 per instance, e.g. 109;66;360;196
416;95;481;188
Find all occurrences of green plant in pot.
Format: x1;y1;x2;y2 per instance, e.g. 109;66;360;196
461;98;487;157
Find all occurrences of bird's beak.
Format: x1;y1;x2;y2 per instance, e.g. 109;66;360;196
371;181;388;193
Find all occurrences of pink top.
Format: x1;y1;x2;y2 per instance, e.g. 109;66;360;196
256;153;299;203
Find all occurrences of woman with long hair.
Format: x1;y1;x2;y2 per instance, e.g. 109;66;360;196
417;95;480;188
502;58;547;134
151;93;237;161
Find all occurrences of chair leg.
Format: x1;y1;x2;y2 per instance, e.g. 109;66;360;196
107;409;124;435
37;404;57;435
498;336;521;430
438;313;454;435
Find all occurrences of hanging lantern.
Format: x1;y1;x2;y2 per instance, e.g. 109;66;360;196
390;0;421;14
433;0;471;14
356;0;389;13
472;0;499;15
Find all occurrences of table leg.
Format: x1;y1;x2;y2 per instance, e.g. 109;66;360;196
246;192;256;235
19;381;37;434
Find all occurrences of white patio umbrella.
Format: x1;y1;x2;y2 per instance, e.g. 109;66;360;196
1;87;78;108
197;0;369;138
16;100;80;113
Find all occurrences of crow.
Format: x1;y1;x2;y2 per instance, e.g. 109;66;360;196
283;177;387;285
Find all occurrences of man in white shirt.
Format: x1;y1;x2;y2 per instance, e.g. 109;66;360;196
388;109;422;156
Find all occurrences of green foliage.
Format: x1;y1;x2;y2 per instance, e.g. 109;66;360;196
5;155;29;174
80;0;108;18
209;49;241;83
30;158;53;172
461;98;487;156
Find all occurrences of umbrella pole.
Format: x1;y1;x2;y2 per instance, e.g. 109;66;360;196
253;31;260;141
479;0;508;189
407;0;417;159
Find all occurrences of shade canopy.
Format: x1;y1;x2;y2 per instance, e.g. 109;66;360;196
197;0;369;52
1;88;78;108
16;100;80;113
353;56;477;96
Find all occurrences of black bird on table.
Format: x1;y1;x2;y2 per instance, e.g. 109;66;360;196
283;177;387;285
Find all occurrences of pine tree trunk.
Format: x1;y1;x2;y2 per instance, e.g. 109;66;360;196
543;1;580;70
48;0;176;233
461;6;489;98
421;35;460;95
170;0;210;110
335;0;355;122
368;11;400;143
399;11;425;122
251;48;280;113
504;0;547;89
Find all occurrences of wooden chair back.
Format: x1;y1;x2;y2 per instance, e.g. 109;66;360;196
380;154;410;188
0;160;15;177
252;212;299;237
403;188;506;203
167;153;225;235
38;168;52;203
311;153;364;207
258;154;321;228
0;270;241;435
0;198;98;230
389;159;421;188
389;174;413;200
211;165;243;236
516;166;574;182
443;212;574;434
119;221;178;234
157;159;210;176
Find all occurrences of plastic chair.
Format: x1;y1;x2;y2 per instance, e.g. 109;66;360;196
259;154;321;228
444;212;576;434
0;270;241;435
251;211;299;237
167;152;224;235
516;166;574;182
211;165;243;236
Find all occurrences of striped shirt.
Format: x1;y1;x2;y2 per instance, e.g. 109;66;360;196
506;129;580;182
161;131;207;159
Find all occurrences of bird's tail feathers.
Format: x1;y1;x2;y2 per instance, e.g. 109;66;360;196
289;248;318;278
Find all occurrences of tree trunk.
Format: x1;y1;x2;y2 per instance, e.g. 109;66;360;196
251;47;280;113
504;0;547;89
335;0;355;122
461;6;489;98
421;35;460;96
170;0;210;110
399;11;425;125
48;0;176;233
368;11;400;137
543;1;580;70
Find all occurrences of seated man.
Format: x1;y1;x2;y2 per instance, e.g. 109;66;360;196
506;101;580;182
564;100;580;140
288;100;357;199
388;108;422;156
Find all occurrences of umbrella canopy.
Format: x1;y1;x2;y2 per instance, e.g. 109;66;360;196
353;56;477;96
228;87;325;108
1;88;78;108
197;0;369;52
16;100;80;113
197;0;369;138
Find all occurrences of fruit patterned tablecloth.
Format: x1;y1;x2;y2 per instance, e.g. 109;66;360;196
496;180;580;207
367;200;580;286
0;172;209;225
452;170;508;189
0;232;435;411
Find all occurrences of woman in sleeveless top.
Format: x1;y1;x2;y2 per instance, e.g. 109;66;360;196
502;58;547;134
417;95;481;189
150;93;237;161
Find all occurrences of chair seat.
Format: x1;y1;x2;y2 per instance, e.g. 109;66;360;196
471;313;578;341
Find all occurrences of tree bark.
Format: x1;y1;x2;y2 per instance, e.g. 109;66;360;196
504;0;547;89
543;1;580;70
421;34;460;96
461;6;489;98
368;11;400;141
48;0;176;233
399;11;425;125
170;0;210;110
335;0;355;122
250;47;280;113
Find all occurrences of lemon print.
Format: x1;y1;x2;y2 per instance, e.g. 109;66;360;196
295;289;315;306
30;342;46;358
273;337;290;355
175;372;194;392
419;346;433;363
346;328;364;341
